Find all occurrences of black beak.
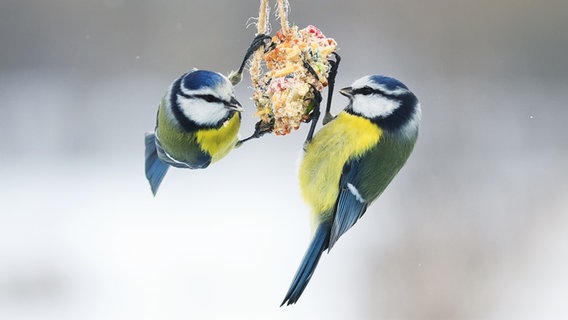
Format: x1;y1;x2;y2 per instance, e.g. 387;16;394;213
227;97;244;112
339;86;353;97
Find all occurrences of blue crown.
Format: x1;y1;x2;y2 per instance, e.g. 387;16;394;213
182;70;226;90
369;75;408;91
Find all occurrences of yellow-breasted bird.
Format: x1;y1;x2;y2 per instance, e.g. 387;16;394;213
144;35;270;195
144;70;243;195
281;75;421;305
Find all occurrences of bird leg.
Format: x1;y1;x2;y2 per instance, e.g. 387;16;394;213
323;52;341;125
229;34;272;85
303;59;320;82
236;120;273;147
303;85;323;150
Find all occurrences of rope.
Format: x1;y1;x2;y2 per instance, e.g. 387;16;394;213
277;0;289;35
250;0;270;89
250;0;291;88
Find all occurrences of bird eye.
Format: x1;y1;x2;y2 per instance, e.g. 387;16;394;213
358;86;375;95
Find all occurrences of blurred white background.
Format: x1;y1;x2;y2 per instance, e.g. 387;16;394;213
1;0;567;319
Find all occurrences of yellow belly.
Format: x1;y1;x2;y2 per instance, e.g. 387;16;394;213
299;112;382;218
195;114;240;162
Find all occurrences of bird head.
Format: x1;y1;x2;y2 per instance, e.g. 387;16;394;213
173;70;243;127
340;75;420;135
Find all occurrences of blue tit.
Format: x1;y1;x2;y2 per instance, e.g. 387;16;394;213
281;75;421;306
144;70;243;195
144;34;271;195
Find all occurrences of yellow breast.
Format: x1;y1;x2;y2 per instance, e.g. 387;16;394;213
195;113;240;162
299;112;382;218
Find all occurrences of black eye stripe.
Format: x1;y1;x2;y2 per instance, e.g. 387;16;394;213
353;86;400;99
174;78;237;108
353;86;376;95
193;94;225;104
178;91;234;107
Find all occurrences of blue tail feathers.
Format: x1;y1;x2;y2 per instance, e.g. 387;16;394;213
281;223;331;306
145;132;170;196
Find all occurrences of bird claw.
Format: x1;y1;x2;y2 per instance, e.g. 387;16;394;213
236;120;273;147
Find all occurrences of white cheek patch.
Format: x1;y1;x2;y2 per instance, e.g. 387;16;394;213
347;183;365;203
352;95;400;119
178;96;229;126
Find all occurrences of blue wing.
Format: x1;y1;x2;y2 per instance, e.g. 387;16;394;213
145;132;170;196
329;158;368;250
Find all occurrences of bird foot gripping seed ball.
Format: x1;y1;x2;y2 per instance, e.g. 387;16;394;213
252;25;337;136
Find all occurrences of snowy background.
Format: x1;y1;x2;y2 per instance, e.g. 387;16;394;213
1;0;568;319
